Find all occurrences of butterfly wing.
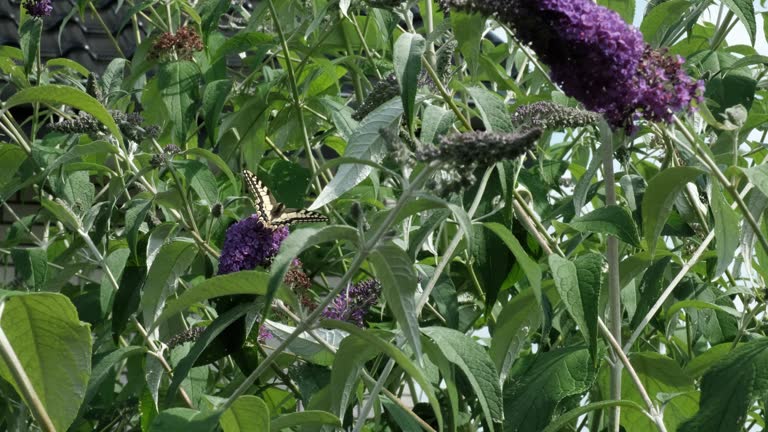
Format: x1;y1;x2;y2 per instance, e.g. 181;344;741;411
242;169;274;225
271;209;329;227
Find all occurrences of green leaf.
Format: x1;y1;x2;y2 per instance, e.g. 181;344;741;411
202;80;232;146
370;241;422;360
680;338;768;432
323;320;443;430
141;241;198;326
710;182;739;279
642;166;705;254
176;160;220;205
124;199;152;258
597;0;636;23
722;0;756;45
568;205;641;247
420;104;455;145
220;395;269;432
327;329;379;420
0;144;27;189
483;222;543;310
452;12;484;77
269;411;341;430
111;265;146;342
99;247;130;314
309;98;404;209
40;197;80;231
422;327;503;431
393;32;425;131
166;303;254;403
10;247;47;290
184;148;238;195
82;346;145;410
684;343;737;378
503;346;596;432
155;270;278;329
610;352;698;432
549;254;603;363
466;86;514;132
490;286;547;382
157;61;200;147
630;257;670;329
640;0;692;47
266;226;359;319
0;292;92;432
266;161;312;209
19;18;41;75
4;85;123;145
542;400;647;432
742;164;768;199
149;408;219;432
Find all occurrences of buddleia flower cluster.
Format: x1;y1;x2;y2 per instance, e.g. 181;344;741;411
417;129;542;166
23;0;52;17
511;101;599;130
353;74;400;121
149;26;204;61
440;0;704;130
149;144;182;168
218;215;289;274
321;279;382;327
417;129;541;194
49;110;160;142
167;326;206;349
353;40;456;121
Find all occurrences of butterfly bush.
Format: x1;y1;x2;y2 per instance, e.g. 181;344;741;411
218;215;289;274
23;0;52;17
322;279;382;327
441;0;703;129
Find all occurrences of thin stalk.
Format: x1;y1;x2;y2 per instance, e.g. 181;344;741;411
88;2;126;58
416;166;493;313
220;165;437;412
276;304;436;431
598;320;668;432
421;59;472;130
512;190;665;432
600;122;622;432
671;116;768;256
0;302;56;432
352;359;396;432
266;0;321;188
340;15;365;103
77;229;194;408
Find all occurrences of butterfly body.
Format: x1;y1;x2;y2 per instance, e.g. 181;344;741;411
242;169;328;229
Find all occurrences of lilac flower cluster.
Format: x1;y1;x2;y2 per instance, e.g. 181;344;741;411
441;0;703;129
218;215;289;274
23;0;52;17
322;279;382;327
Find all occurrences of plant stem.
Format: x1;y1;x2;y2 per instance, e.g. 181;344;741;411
597;320;668;432
220;165;437;412
421;59;473;130
77;229;194;408
266;0;321;188
416;166;494;313
600;122;623;432
622;185;754;352
671;116;768;256
0;301;57;432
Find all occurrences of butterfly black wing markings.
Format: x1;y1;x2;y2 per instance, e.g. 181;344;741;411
271;209;329;227
242;169;328;229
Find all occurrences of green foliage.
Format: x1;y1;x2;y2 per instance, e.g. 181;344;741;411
1;0;766;430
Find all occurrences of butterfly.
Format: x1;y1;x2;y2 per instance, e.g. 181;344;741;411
242;169;328;229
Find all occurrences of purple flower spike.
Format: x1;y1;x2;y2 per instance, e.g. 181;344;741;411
441;0;703;130
322;279;382;327
23;0;53;17
218;215;289;274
